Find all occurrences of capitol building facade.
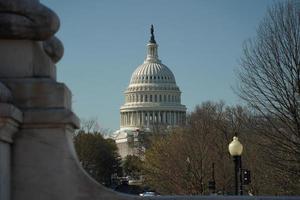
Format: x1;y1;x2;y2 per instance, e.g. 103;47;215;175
114;26;186;158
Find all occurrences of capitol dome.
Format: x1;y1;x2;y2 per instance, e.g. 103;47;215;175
119;25;186;130
129;60;176;85
114;25;186;158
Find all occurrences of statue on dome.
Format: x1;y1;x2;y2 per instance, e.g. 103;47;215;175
150;24;156;43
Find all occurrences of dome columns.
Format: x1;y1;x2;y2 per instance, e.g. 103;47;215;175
120;110;186;128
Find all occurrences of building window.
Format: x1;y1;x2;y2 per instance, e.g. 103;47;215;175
168;95;170;102
150;95;152;102
141;95;143;102
154;95;157;102
145;95;148;102
159;95;162;102
164;95;166;102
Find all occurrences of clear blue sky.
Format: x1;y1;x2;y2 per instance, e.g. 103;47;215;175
40;0;278;131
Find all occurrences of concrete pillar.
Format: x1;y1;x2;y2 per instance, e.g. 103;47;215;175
127;112;129;125
158;111;161;124
120;113;122;126
135;111;138;126
124;113;126;126
141;111;144;127
174;112;176;125
153;111;155;124
139;112;142;126
122;113;124;126
123;113;125;126
165;111;168;124
140;112;142;126
147;111;150;127
129;112;131;126
121;113;123;126
0;103;22;200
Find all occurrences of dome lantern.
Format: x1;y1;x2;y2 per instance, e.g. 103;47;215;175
145;24;160;64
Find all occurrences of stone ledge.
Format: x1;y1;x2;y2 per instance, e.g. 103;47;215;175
0;103;23;123
0;40;56;79
22;108;80;129
2;78;72;110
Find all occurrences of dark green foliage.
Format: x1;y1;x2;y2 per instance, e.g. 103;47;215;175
74;132;122;186
122;155;143;179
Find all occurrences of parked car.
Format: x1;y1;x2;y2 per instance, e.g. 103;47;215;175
139;192;157;197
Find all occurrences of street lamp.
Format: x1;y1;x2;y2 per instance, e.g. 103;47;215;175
228;136;243;195
208;162;216;194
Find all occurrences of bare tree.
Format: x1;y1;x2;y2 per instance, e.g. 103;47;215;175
143;102;236;195
237;1;300;184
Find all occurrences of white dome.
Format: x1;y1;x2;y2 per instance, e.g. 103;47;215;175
130;62;176;85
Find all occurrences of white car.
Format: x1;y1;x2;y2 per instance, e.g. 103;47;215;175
139;192;156;197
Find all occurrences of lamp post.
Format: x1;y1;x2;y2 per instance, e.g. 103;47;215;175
208;162;216;194
228;136;243;195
